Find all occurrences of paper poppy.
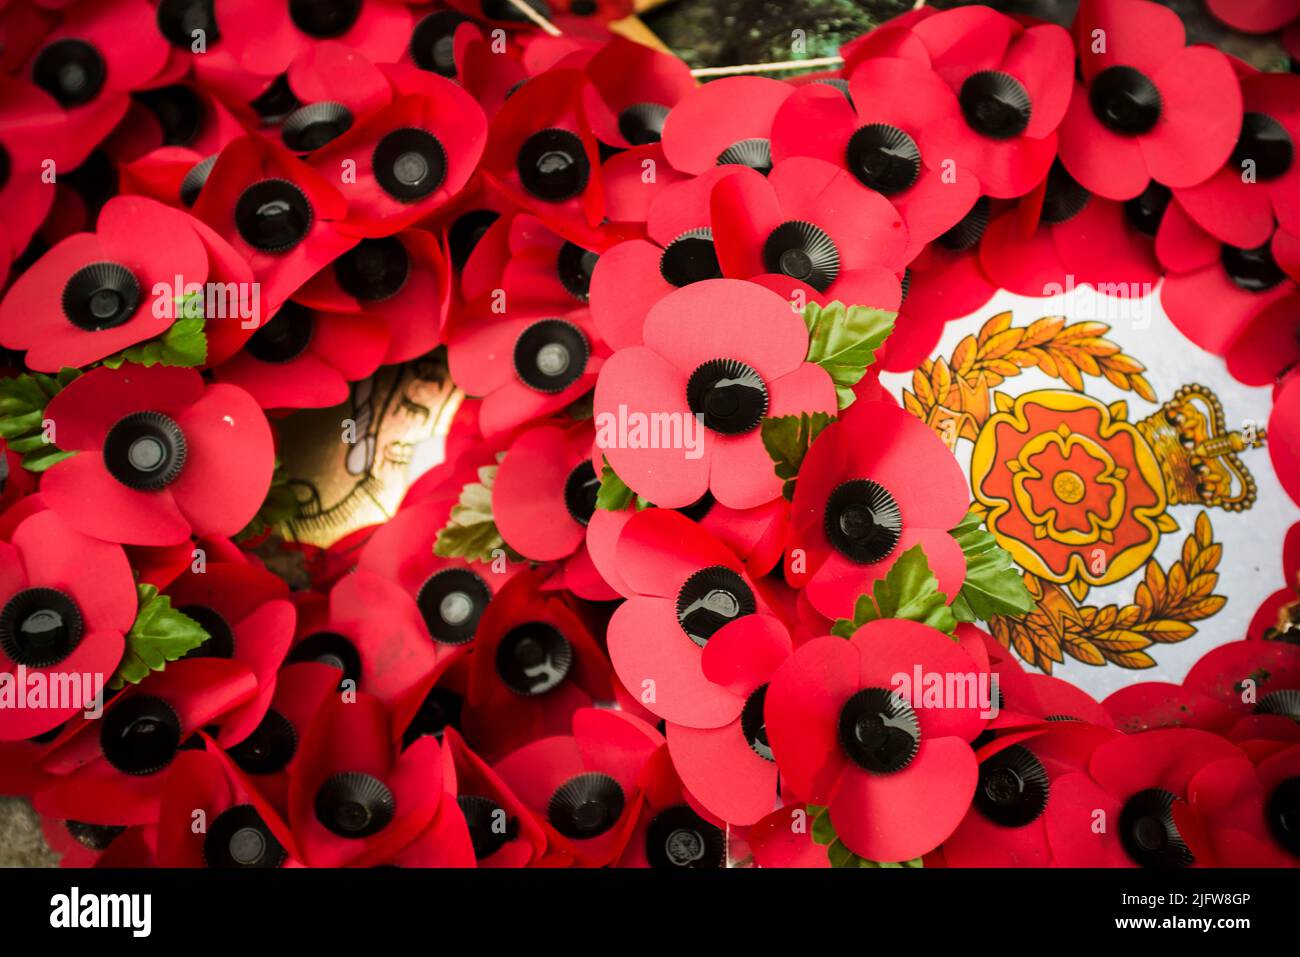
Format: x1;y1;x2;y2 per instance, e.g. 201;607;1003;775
1185;751;1299;867
1156;201;1298;358
977;160;1161;300
1206;0;1299;36
784;397;967;620
594;278;835;509
164;560;296;746
1182;639;1300;726
39;365;273;546
0;509;134;740
580;38;695;151
0;195;228;371
605;508;768;728
766;619;988;862
907;7;1074;199
616;743;728;868
33;657;257;825
1045;728;1245;866
447;299;605;439
493;707;661;868
587;166;732;350
192;133;357;316
211;298;389;409
288;688;445;867
1173;72;1300;250
155;747;303;868
462;569;612;760
661;75;791;178
1248;521;1300;641
493;420;617;600
287;569;454;739
215;0;413;79
943;723;1117;867
24;0;170;169
772;58;981;256
307;79;487;238
665;613;792;825
710;159;909;311
1058;0;1243;201
0;77;65;280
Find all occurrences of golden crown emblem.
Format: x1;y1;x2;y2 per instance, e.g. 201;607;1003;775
1134;384;1265;513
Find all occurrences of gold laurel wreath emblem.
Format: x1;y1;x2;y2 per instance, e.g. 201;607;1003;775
902;312;1229;672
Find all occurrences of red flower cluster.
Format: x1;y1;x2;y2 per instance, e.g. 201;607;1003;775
0;0;1296;871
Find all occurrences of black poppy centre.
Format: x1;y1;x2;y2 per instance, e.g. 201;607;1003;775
685;358;768;435
513;319;589;393
1119;787;1194;867
547;771;624;839
315;771;396;838
824;479;903;564
763;221;840;291
495;622;573;695
373;128;448;203
0;587;84;668
416;567;491;645
62;262;140;332
204;804;287;868
675;565;756;648
103;411;188;491
660;228;723;287
847;124;921;195
973;744;1050;827
235;179;313;253
1090;66;1163;136
100;694;183;776
837;687;920;774
960;70;1033;140
517;128;590;202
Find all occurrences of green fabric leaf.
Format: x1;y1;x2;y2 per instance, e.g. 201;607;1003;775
948;510;1036;623
807;804;924;868
760;411;836;500
801;300;895;410
595;459;636;511
831;544;957;638
101;314;207;370
433;464;522;563
0;367;80;472
110;584;210;689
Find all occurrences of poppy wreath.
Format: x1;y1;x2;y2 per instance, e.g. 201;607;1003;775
0;0;1297;872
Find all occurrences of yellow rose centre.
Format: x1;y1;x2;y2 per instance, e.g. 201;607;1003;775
1052;470;1086;505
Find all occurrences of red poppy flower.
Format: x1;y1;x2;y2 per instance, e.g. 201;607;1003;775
42;816;155;868
772;58;981;256
1185;750;1299;867
447;300;605;439
606;508;770;728
163;561;296;746
215;0;413;78
23;0;170;168
481;67;607;248
0;77;65;278
211;298;389;410
390;731;476;868
580;38;694;151
156;747;303;868
1274;369;1300;508
40;365;274;546
666;613;792;825
905;7;1073;200
1172;73;1300;249
766;619;988;862
784;397;967;621
287;569;455;738
1248;521;1300;641
462;570;612;761
493;707;661;867
288;689;445;867
0;509;134;740
710;160;909;310
192;133;357;316
977;161;1161;299
617;742;728;868
1224;284;1300;386
1;195;230;371
1157;200;1298;357
1182;639;1300;726
1058;0;1243;201
33;657;257;825
307;78;487;238
594;279;834;509
1045;728;1245;866
661;75;791;178
944;723;1117;867
493;420;617;601
587;166;732;350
